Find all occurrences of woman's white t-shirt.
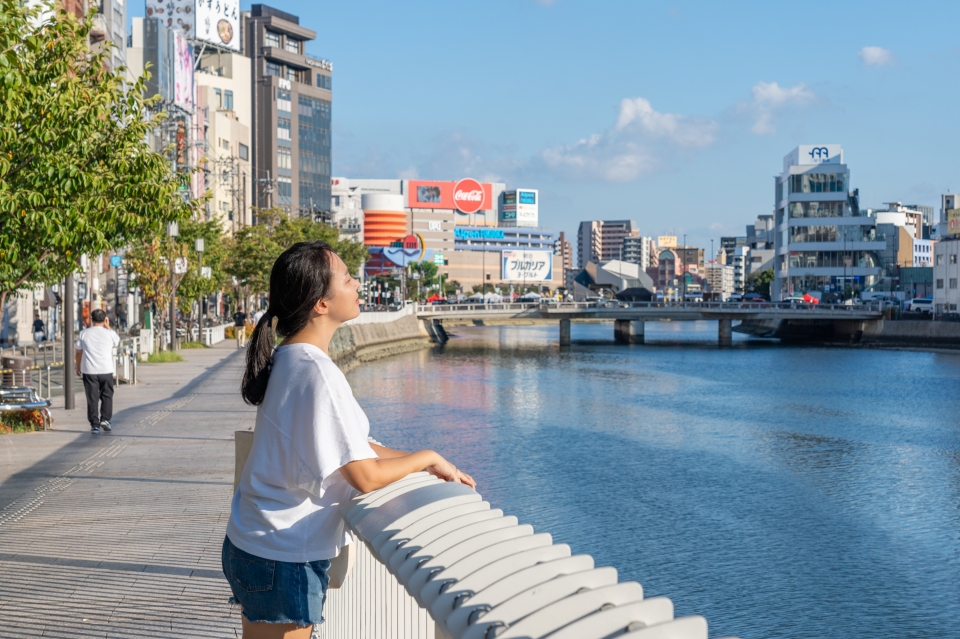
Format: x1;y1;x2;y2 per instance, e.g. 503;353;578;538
226;343;377;562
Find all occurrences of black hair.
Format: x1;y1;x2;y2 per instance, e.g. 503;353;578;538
241;241;337;405
90;309;107;324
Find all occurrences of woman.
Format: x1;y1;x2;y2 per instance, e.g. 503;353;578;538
224;241;475;639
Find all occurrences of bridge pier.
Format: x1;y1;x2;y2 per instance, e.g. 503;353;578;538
718;319;733;347
614;320;645;344
559;319;571;346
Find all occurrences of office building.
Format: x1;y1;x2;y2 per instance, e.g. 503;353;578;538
732;246;750;294
773;145;885;300
196;49;253;232
555;232;573;272
705;263;734;300
745;214;775;278
244;4;332;218
577;220;638;268
720;236;747;265
329;177;363;240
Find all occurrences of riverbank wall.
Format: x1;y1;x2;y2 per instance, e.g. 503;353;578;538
843;319;960;348
329;306;433;372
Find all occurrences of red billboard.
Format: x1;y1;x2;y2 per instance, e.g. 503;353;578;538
406;179;493;213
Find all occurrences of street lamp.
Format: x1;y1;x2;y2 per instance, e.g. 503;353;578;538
195;237;205;332
167;222;178;352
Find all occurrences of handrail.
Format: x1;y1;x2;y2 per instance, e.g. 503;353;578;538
313;473;734;639
417;300;883;315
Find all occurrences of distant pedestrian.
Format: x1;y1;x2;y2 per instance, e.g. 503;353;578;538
32;313;45;350
75;309;120;434
252;308;265;325
233;307;247;348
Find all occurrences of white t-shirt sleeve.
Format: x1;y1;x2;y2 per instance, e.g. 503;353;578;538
293;361;377;497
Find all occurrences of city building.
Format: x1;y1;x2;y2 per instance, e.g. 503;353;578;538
877;202;925;240
90;0;127;72
938;193;960;239
196;49;253;232
577;220;638;268
651;248;684;294
773;145;885;300
621;234;656;271
555;232;573;273
571;261;654;301
934;237;960;316
704;263;735;301
329;177;363;240
720;236;748;265
732;246;750;294
499;189;539;228
243;4;332;218
674;246;705;275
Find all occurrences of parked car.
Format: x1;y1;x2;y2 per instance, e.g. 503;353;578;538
742;293;766;302
727;293;743;302
906;298;933;314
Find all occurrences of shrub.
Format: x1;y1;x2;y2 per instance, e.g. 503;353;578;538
179;341;208;349
225;325;253;339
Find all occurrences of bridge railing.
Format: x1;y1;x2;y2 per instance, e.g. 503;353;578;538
537;300;883;313
417;303;541;314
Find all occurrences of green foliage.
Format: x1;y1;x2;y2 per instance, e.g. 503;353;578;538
146;351;185;363
179;341;208;349
226;208;367;296
747;268;775;298
0;2;201;310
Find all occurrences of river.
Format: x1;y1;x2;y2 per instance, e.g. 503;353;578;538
346;322;960;639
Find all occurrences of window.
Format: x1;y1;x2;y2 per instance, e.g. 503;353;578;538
284;38;300;54
936;279;943;289
220;139;229;150
952;255;958;264
285;66;297;82
788;201;845;219
278;147;291;169
277;176;292;204
277;117;291;140
214;88;222;108
316;74;332;90
224;90;233;110
790;173;846;194
265;61;281;77
952;278;958;289
265;31;281;48
277;90;291;112
238;143;249;161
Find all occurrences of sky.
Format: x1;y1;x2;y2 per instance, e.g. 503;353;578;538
134;0;960;251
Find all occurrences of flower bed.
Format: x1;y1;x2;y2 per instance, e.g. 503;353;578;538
0;410;48;434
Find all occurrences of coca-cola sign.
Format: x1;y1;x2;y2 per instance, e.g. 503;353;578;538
453;178;485;214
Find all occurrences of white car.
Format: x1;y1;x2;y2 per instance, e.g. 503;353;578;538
906;298;933;314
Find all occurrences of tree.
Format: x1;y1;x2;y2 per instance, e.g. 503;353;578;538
747;269;774;299
0;2;200;311
226;208;368;301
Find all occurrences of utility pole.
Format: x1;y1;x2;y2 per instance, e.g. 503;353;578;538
64;275;75;410
167;222;179;352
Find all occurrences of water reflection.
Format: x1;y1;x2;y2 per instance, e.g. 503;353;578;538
347;323;960;639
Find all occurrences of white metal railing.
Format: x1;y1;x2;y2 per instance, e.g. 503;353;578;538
346;304;416;326
311;473;733;639
201;323;231;346
417;301;883;315
116;337;139;385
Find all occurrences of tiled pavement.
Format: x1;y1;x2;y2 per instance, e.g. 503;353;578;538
0;342;253;638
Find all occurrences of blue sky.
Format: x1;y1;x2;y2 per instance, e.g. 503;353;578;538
135;0;960;249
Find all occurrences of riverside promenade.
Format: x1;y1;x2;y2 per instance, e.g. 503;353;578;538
0;343;250;638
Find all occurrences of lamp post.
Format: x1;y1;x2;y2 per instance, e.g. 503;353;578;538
64;274;75;410
167;222;178;352
195;237;205;335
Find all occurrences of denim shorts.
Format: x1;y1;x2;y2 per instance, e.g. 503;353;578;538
222;536;332;626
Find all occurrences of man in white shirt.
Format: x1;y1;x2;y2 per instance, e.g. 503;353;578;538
252;308;265;325
75;309;121;434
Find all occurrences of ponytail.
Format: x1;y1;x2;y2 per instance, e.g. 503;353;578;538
241;241;335;405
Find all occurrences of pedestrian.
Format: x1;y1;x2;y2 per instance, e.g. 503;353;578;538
75;309;120;434
224;241;475;638
233;306;247;348
32;312;45;351
252;308;265;325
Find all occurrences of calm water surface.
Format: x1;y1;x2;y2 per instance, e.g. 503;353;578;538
346;322;960;639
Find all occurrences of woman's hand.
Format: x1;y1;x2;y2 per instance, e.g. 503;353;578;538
428;456;477;489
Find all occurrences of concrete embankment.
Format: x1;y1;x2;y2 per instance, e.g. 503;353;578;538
852;319;960;348
330;307;433;372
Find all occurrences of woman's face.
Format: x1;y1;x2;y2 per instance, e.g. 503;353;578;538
324;253;362;323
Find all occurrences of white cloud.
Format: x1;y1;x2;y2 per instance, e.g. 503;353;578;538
859;46;894;67
742;81;816;135
541;97;717;182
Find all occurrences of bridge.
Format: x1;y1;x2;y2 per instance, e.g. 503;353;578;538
415;301;885;346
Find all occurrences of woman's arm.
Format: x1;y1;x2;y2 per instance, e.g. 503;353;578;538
340;449;476;494
370;442;408;459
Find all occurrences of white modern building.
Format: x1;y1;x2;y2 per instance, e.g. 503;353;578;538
773;145;885;300
934;237;960;316
732;246;750;294
704;263;734;300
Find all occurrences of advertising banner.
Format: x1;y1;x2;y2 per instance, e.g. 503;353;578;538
146;0;195;38
516;189;538;226
948;209;960;236
196;0;240;51
407;180;493;212
658;235;677;248
172;31;194;112
502;250;553;282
